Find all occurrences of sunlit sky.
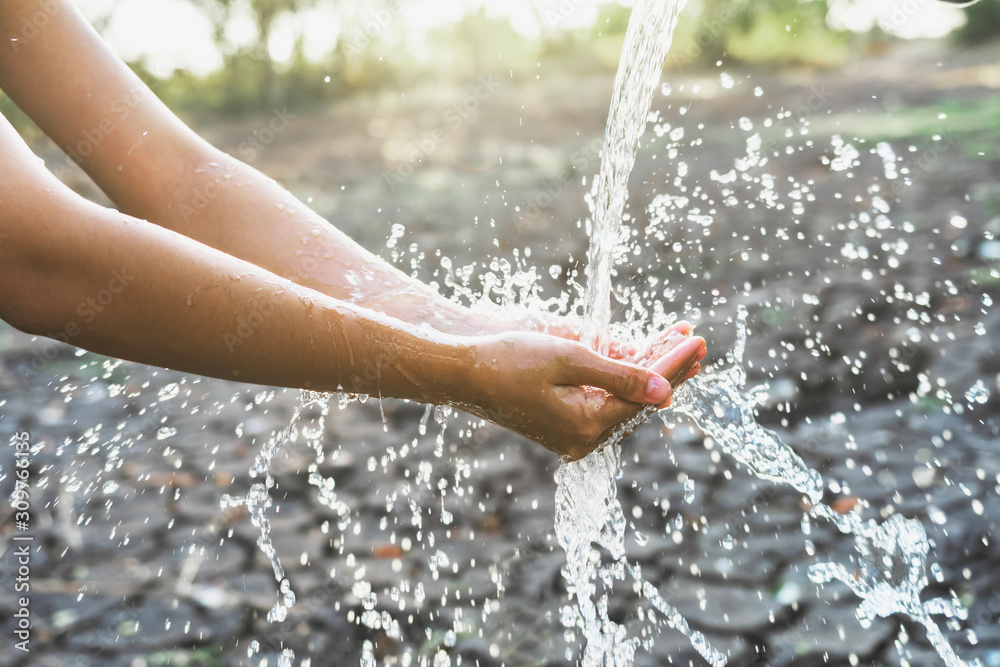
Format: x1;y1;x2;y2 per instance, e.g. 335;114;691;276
76;0;967;77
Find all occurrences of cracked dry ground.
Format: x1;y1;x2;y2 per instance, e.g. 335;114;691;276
2;40;1000;667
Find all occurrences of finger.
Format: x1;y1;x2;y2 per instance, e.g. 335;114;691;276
590;392;647;434
638;321;694;363
647;336;706;380
668;347;706;386
683;362;701;382
560;348;673;405
607;339;641;362
666;320;694;337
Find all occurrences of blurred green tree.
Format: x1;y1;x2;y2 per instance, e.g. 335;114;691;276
191;0;319;108
675;0;850;67
953;0;1000;44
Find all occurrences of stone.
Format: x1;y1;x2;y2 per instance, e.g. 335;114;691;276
769;603;896;665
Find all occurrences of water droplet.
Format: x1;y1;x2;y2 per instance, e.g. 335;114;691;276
965;379;989;405
433;405;452;424
683;478;695;503
157;383;180;401
928;506;947;525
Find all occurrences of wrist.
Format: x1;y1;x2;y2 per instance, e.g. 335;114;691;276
414;334;479;406
343;306;478;406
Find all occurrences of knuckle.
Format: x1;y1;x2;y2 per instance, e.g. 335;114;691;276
618;370;641;397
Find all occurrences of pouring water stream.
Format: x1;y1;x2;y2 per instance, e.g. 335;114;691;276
564;1;984;666
214;1;986;665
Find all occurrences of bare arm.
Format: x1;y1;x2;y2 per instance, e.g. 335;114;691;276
0;1;709;458
0;0;498;335
0;110;701;458
0;115;468;400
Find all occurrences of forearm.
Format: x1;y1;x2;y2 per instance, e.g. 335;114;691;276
1;183;473;402
156;146;503;335
0;0;496;335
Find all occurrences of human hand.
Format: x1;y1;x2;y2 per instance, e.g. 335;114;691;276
634;320;703;390
456;327;706;460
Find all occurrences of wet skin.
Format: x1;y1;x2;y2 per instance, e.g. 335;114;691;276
0;0;705;458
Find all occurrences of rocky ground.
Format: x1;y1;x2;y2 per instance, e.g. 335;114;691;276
2;38;1000;667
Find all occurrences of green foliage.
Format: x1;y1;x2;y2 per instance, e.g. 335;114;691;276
0;92;42;140
1;0;979;122
590;2;633;37
670;0;853;68
118;0;862;117
144;644;226;667
952;0;1000;45
807;96;1000;160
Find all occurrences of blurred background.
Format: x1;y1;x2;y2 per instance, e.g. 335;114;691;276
3;0;996;115
2;1;1000;666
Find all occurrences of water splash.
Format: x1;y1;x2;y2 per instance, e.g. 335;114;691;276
220;391;332;665
554;432;726;667
672;309;982;667
670;309;823;504
559;0;984;662
580;0;689;355
556;1;724;663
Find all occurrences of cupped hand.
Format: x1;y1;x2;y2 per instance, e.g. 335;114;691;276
509;313;698;368
458;326;706;460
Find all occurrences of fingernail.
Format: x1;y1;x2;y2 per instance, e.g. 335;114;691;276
645;375;671;403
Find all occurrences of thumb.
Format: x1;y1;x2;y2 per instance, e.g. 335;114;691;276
563;348;672;405
647;336;707;382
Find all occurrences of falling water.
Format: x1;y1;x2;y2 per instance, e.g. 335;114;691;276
189;3;988;667
671;310;983;667
555;0;725;665
580;0;689;356
561;0;985;664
